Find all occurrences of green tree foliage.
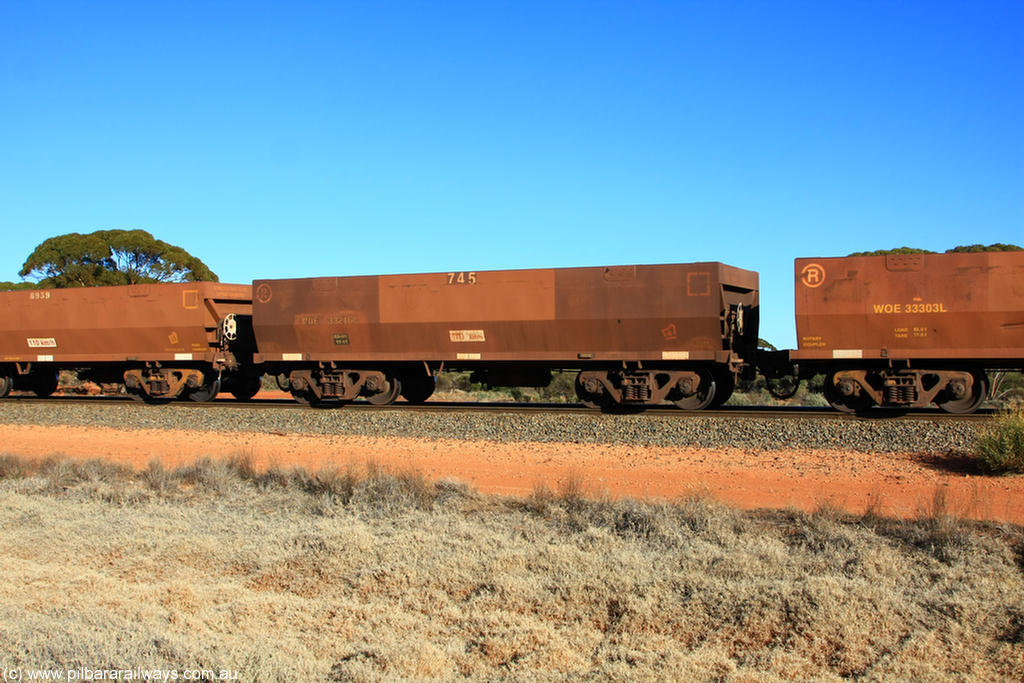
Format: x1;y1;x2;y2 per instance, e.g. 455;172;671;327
0;281;38;291
848;247;937;256
18;229;218;288
945;243;1023;253
849;244;1021;257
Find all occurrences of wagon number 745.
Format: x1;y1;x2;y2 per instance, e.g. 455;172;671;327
447;272;477;285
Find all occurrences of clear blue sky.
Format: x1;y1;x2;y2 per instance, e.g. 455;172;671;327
2;1;1021;348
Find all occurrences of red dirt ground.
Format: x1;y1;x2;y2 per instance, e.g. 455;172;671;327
2;418;1022;524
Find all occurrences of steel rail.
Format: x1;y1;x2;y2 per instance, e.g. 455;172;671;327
0;394;994;421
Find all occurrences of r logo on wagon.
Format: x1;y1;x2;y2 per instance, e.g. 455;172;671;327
800;263;826;288
255;283;273;303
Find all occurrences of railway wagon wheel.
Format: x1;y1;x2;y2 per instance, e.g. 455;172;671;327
708;368;735;409
766;375;800;400
0;374;12;398
823;372;873;414
673;368;717;411
574;372;611;410
938;370;989;414
366;374;402;406
400;372;435;404
226;374;262;401
32;371;59;398
289;388;313;405
290;387;316;405
188;376;222;402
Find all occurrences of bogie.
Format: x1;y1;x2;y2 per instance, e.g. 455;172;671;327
575;366;729;411
823;367;990;414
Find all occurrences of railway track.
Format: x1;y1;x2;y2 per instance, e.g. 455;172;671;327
0;393;993;421
0;391;988;456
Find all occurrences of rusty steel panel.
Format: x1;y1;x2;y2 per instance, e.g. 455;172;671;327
793;251;1024;361
379;270;557;323
0;282;252;363
252;262;758;363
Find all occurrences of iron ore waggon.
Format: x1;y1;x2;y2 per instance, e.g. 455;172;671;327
788;251;1024;413
252;262;760;410
0;282;257;402
2;253;1018;414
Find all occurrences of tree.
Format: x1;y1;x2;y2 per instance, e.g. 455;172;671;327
849;244;1022;257
945;243;1023;253
848;247;936;256
18;229;218;288
0;281;38;291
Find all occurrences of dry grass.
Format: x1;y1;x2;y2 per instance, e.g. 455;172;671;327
0;453;1022;682
974;408;1024;473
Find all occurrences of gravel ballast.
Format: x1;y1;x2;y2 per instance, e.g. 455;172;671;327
0;400;982;453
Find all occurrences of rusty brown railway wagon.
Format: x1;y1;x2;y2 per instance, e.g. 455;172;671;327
0;282;256;402
789;251;1024;413
252;262;759;410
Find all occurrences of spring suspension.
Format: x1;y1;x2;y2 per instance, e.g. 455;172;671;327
148;378;170;395
884;382;917;405
620;375;652;402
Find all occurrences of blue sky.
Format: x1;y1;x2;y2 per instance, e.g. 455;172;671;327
1;1;1021;348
